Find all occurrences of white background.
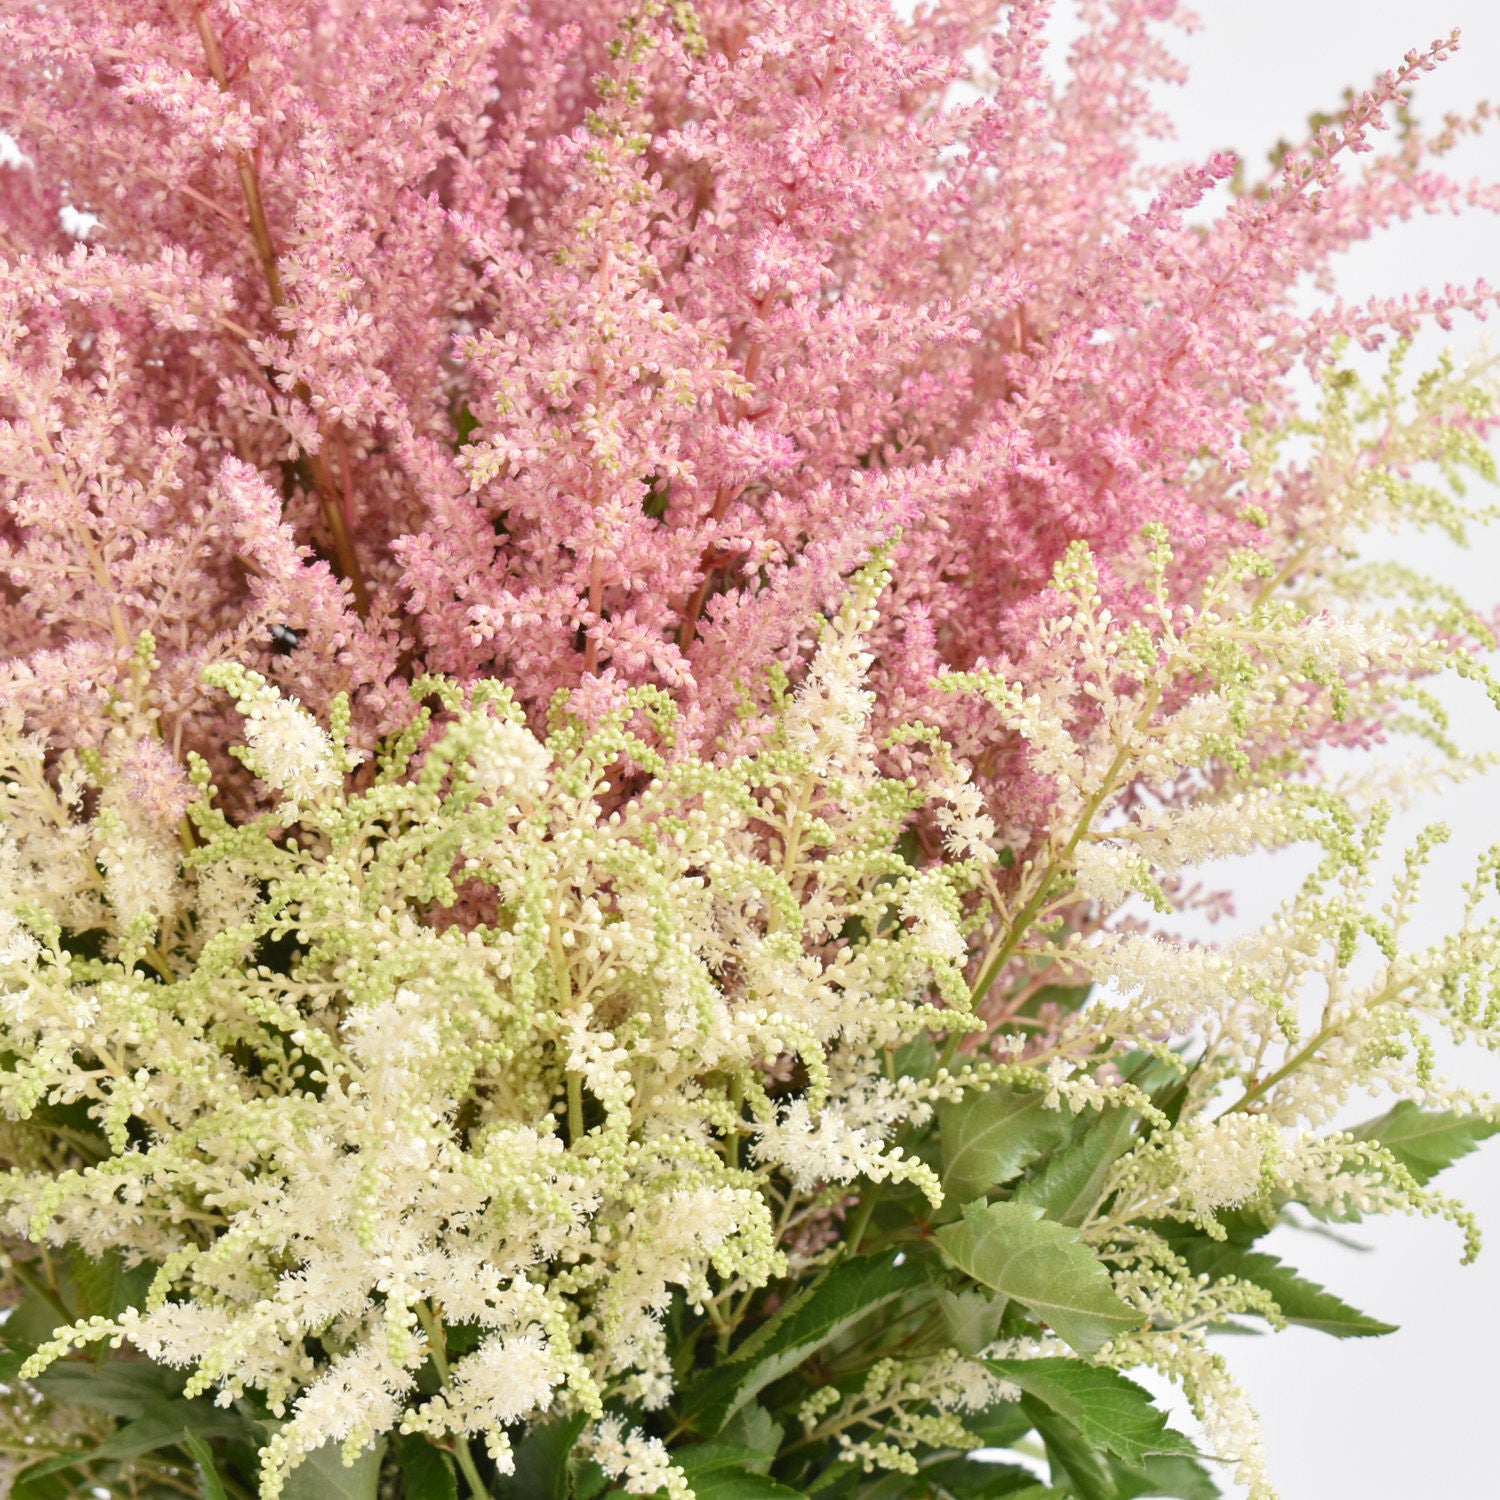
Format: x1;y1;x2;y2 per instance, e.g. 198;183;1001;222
1091;4;1500;1497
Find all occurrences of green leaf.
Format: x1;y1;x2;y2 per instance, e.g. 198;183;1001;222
1109;1452;1221;1500
677;1444;771;1476
11;1394;250;1483
31;1356;189;1418
1017;983;1091;1021
937;1287;1007;1357
1015;1108;1137;1228
984;1360;1197;1469
671;1445;806;1500
1174;1241;1395;1339
400;1435;459;1500
683;1252;929;1432
452;400;481;449
936;1203;1139;1356
938;1090;1074;1204
84;1399;248;1461
3;1283;70;1347
1350;1101;1500;1185
11;1459;87;1500
493;1412;587;1500
717;1404;784;1473
894;1034;940;1084
965;1401;1034;1450
1026;1397;1116;1500
0;1340;37;1382
916;1457;1050;1497
181;1429;231;1500
70;1248;154;1321
804;1458;864;1496
282;1436;387;1500
839;1475;911;1500
571;1457;611;1500
1038;1426;1221;1500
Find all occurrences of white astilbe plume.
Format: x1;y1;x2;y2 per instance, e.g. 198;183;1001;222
587;1418;691;1500
4;553;977;1492
8;531;1500;1500
431;1331;559;1467
1174;1114;1281;1215
208;663;357;802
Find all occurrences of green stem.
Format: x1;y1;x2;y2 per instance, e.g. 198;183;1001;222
844;1191;879;1256
1231;1021;1341;1115
959;872;1060;1029
725;1075;743;1170
567;1071;585;1145
1232;976;1402;1114
415;1303;490;1500
953;683;1165;1067
9;1256;71;1323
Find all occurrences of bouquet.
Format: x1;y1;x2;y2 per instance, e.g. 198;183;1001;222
1;3;1498;1498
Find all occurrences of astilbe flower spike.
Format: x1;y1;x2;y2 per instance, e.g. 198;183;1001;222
3;4;1500;1500
0;2;1491;799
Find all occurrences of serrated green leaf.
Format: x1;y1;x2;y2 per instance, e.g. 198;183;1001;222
31;1357;189;1417
573;1461;610;1500
939;1090;1074;1204
938;1287;1008;1357
494;1413;587;1500
804;1457;858;1496
70;1248;153;1321
936;1203;1139;1355
1026;1396;1116;1500
400;1435;458;1500
181;1429;231;1500
1110;1452;1221;1500
684;1252;929;1432
282;1436;387;1500
1350;1101;1500;1185
717;1405;783;1472
677;1443;773;1477
985;1359;1196;1469
1015;1108;1136;1228
916;1457;1049;1496
668;1446;804;1500
1175;1241;1395;1339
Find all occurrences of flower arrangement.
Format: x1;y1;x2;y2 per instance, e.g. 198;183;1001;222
1;3;1499;1499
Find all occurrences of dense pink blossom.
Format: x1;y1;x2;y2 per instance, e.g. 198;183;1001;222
0;0;1495;834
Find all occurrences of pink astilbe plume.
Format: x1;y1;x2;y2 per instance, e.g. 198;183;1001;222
0;0;1494;833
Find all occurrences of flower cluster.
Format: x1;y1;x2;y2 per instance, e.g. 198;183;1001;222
2;558;983;1496
0;1;1494;821
2;3;1500;1500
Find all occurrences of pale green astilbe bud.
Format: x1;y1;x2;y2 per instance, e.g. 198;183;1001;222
0;553;979;1498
